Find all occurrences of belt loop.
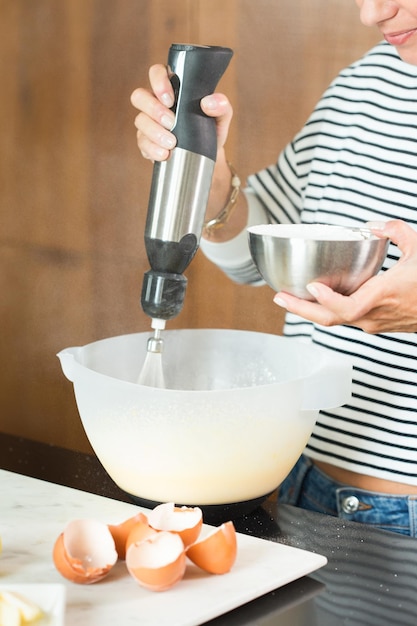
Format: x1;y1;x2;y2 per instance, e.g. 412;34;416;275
278;455;313;506
409;496;417;538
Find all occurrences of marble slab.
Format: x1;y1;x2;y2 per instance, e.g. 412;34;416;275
0;470;327;625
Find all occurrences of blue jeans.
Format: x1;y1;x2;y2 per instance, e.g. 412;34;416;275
278;455;417;537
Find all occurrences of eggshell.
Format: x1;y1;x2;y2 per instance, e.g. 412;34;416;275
186;521;237;574
126;519;159;553
53;518;118;584
126;530;186;591
108;511;148;560
147;502;203;548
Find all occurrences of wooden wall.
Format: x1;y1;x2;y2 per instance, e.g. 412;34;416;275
1;0;380;452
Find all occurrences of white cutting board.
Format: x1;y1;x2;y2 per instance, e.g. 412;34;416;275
0;470;327;625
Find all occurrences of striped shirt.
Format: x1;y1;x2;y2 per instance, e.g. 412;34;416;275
202;42;417;485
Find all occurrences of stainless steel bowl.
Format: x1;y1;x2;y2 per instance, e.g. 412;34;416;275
248;223;389;300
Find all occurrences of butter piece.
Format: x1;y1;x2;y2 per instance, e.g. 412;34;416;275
0;591;43;624
0;598;21;626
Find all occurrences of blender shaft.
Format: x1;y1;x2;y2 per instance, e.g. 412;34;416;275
146;148;214;246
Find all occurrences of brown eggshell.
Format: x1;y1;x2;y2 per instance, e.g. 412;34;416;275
108;511;148;560
125;519;158;553
186;521;237;574
53;518;118;584
126;530;186;591
147;502;203;548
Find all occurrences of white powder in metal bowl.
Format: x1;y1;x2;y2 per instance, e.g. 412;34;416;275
248;223;374;241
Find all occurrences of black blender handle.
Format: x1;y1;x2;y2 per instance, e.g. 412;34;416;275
167;44;233;161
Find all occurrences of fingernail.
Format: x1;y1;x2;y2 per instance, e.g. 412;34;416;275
154;146;169;160
161;114;175;130
161;92;174;107
202;95;217;110
273;295;288;309
160;133;176;149
306;283;319;299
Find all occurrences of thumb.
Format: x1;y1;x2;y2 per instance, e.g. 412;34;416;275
200;93;233;150
368;219;417;258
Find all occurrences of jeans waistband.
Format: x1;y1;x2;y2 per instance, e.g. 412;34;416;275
279;455;417;536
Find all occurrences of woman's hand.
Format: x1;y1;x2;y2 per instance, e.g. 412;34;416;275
130;63;243;242
130;64;233;162
273;220;417;334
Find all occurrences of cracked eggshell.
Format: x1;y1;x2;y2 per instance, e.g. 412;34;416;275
126;519;159;553
147;502;203;548
53;518;118;584
108;511;148;560
126;531;186;591
186;521;237;574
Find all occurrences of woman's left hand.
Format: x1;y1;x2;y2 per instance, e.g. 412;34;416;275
273;220;417;334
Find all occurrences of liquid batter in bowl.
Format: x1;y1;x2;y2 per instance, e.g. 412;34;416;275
58;329;352;522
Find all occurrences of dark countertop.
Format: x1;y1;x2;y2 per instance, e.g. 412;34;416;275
2;432;417;625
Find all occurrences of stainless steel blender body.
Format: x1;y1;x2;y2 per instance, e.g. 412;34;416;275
140;44;233;323
144;148;214;274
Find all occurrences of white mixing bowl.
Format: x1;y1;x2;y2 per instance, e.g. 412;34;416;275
58;329;351;521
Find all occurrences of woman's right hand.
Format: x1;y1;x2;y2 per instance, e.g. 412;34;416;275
130;63;233;163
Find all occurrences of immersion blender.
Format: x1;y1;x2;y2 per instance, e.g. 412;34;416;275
138;44;233;386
